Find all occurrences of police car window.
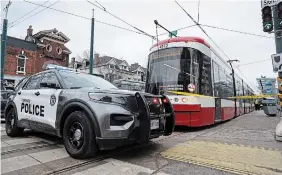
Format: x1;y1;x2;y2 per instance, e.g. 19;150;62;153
23;74;43;90
40;72;60;89
58;71;118;89
15;77;27;91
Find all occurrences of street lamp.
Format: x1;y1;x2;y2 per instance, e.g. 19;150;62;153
227;59;239;116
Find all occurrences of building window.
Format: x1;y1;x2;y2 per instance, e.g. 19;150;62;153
16;55;27;74
46;44;52;52
56;47;62;55
109;64;114;69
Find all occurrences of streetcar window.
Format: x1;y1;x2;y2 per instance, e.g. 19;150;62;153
146;47;213;96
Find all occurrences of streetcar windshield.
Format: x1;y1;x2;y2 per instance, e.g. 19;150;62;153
146;47;213;96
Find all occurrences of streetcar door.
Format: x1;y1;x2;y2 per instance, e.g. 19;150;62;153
214;97;221;122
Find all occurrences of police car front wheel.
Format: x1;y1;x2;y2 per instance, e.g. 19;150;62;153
5;108;24;137
63;111;98;159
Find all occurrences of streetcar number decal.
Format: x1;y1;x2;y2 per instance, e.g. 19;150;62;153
261;0;278;8
159;43;168;49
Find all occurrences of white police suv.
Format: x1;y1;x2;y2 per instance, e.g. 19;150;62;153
4;65;175;159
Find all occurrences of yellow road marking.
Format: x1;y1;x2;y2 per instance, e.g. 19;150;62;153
161;140;282;175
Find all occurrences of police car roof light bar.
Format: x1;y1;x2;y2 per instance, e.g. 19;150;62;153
45;64;77;72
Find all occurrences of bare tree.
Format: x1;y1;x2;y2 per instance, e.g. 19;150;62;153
76;49;100;62
75;54;84;62
82;49;90;60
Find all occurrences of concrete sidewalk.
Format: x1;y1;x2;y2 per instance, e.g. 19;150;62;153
160;111;282;175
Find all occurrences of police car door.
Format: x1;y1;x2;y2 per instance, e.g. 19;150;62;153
14;74;43;128
32;72;61;131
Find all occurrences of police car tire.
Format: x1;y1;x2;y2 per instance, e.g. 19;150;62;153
5;108;24;137
63;111;98;159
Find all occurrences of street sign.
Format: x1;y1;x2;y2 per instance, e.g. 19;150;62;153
169;30;177;38
271;53;282;72
261;0;280;8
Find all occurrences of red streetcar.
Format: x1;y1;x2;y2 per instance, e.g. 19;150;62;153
145;37;254;127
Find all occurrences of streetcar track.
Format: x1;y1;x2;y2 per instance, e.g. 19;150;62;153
1;141;62;156
44;132;186;175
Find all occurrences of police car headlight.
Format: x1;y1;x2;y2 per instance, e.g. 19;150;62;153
88;92;127;105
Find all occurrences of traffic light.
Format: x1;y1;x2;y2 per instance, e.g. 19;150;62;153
262;6;273;32
277;2;282;29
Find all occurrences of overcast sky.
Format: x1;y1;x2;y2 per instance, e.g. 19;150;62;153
0;0;277;93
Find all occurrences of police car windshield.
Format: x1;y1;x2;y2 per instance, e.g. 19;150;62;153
58;71;118;89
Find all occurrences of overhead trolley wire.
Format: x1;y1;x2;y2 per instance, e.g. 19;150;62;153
9;0;60;29
8;0;50;28
158;24;197;36
22;0;144;35
174;0;256;90
238;59;271;67
174;0;231;61
86;0;156;40
200;24;274;39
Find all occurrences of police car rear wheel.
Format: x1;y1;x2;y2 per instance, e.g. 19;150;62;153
63;111;98;159
5;108;24;137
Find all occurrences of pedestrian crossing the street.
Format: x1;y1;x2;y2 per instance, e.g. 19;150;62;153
0;123;170;175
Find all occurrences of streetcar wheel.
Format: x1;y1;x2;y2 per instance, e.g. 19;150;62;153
5;108;24;137
63;111;98;159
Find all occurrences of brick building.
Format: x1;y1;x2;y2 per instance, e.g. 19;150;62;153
2;26;71;87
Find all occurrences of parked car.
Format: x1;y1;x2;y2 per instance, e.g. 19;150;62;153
1;78;28;119
1;81;13;119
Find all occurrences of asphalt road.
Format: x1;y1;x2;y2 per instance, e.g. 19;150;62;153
1;110;281;175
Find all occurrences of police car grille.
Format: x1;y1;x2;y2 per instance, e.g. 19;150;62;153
122;96;138;113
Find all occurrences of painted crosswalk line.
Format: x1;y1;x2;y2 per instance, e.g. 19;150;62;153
29;148;69;163
71;158;169;175
1;155;41;174
161;140;282;175
2;138;43;147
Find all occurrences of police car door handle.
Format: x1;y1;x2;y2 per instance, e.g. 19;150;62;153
18;91;21;95
34;91;40;96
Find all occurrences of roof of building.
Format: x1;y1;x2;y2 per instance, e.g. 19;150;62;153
33;28;70;43
2;35;37;51
130;63;146;72
75;55;146;73
129;63;139;72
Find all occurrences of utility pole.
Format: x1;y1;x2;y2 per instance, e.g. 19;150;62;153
265;1;282;113
1;0;12;81
89;9;94;75
227;59;239;116
273;2;282;53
